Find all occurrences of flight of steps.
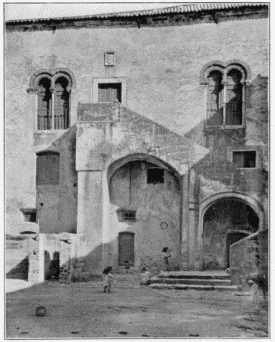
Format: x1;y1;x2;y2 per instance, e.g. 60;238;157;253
149;270;241;291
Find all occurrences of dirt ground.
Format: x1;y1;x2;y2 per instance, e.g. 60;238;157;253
5;275;269;338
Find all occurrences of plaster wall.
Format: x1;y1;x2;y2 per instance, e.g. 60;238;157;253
5;13;268;255
108;161;181;270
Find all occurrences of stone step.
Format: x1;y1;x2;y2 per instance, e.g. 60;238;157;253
158;271;230;280
150;277;232;286
149;283;241;291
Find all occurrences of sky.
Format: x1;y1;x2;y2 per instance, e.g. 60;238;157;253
4;2;186;21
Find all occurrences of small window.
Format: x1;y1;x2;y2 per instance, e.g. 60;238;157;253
117;209;136;222
20;209;37;222
98;83;122;103
233;151;256;168
147;168;164;184
122;210;136;221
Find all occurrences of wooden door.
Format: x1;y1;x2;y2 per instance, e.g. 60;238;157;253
118;232;135;266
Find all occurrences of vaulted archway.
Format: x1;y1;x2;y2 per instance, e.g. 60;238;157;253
106;153;182;270
200;196;260;270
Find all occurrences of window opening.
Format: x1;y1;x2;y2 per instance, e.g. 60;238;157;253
122;210;136;221
207;71;224;126
37;78;52;130
98;83;122;103
233;151;256;168
54;77;70;129
20;208;37;222
226;69;242;125
147;168;164;184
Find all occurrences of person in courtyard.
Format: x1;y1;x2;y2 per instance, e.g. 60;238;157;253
140;267;151;285
103;266;115;292
162;247;171;271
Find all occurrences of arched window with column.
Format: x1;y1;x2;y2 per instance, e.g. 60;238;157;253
207;70;224;126
28;69;75;131
226;69;243;125
54;77;70;129
37;77;52;130
201;61;249;128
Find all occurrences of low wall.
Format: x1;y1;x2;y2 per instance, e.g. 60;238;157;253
6;233;87;284
230;230;268;286
6;235;29;279
258;229;268;277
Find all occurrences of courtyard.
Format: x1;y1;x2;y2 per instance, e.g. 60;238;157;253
5;275;269;338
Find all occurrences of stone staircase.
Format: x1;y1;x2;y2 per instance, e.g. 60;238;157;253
149;270;241;291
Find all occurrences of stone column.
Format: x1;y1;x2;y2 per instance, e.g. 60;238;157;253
181;174;189;269
102;169;111;267
188;169;197;269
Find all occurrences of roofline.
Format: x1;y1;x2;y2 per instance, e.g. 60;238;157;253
5;2;269;24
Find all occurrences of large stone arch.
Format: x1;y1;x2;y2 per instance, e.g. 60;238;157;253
107;153;182;185
105;153;182;270
197;192;264;269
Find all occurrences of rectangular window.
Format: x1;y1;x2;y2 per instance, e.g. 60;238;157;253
20;209;37;222
98;83;122;103
37;152;60;185
233;151;256;168
122;210;136;221
147;168;164;184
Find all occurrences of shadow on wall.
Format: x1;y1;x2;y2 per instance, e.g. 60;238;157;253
6;256;29;280
35;124;78;235
184;75;268;147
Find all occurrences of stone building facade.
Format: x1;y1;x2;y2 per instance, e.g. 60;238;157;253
5;3;269;280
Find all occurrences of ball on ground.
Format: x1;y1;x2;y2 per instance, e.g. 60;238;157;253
36;306;47;317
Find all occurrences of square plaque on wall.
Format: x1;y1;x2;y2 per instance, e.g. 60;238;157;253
104;52;115;66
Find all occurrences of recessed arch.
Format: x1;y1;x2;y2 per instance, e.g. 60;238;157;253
107;153;181;185
199;60;226;84
199;192;264;230
107;152;182;270
199;193;262;269
197;192;264;269
52;68;76;88
29;69;52;89
200;59;251;85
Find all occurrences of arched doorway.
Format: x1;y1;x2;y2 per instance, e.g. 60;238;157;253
108;155;181;270
202;198;259;270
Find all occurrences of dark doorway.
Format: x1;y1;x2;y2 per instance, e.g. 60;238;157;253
226;231;249;268
203;198;259;269
118;232;135;267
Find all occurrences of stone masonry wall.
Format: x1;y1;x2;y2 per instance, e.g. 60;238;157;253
5;15;268;235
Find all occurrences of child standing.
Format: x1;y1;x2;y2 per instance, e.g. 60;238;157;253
140;267;151;285
103;266;115;293
162;247;171;271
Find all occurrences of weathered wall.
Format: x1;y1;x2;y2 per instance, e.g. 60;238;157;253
5;9;268;274
34;127;78;234
6;235;29;279
202;199;259;269
5;15;269;234
229;233;260;285
108;161;181;271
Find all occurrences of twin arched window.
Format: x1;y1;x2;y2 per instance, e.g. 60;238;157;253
203;62;248;127
29;71;73;130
